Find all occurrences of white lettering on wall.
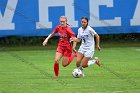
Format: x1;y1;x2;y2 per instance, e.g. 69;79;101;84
89;0;121;27
131;0;140;26
36;0;78;29
0;0;18;30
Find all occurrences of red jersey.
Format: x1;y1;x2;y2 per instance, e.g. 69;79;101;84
53;25;75;46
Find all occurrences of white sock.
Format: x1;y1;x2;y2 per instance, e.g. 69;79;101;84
88;59;96;66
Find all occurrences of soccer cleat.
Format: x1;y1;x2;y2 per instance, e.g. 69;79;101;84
95;57;101;67
54;75;58;79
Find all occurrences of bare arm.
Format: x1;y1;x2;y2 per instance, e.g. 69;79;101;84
42;33;55;46
72;41;77;52
69;37;80;52
95;34;101;51
72;37;81;42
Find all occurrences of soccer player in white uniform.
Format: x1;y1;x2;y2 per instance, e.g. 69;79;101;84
71;17;101;75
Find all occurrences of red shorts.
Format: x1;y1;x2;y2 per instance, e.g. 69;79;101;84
56;45;72;57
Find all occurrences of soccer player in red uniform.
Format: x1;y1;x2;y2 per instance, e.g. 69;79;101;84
43;16;76;78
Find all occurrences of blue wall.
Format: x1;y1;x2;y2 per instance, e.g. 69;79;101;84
0;0;140;37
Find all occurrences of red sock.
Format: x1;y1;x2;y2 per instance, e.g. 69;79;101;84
68;52;76;64
54;62;59;77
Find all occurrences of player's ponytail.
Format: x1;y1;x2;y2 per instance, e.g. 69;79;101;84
66;23;70;26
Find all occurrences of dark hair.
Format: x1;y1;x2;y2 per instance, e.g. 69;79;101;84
81;16;88;22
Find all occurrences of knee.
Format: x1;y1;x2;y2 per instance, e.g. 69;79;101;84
62;64;67;67
62;60;68;67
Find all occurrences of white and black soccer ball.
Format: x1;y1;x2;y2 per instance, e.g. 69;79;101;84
72;68;83;78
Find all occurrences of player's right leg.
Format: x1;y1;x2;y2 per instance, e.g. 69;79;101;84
76;52;84;67
88;57;101;67
54;50;63;78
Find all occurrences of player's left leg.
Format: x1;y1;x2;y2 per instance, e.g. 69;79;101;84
67;52;77;64
81;50;95;68
62;53;77;67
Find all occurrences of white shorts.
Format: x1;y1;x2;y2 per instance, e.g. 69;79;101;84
78;48;94;58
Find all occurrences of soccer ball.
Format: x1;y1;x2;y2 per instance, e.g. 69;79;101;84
72;68;83;78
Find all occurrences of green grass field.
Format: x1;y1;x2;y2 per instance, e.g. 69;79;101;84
0;43;140;93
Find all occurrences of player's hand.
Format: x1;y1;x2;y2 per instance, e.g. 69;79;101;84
70;38;74;43
96;45;101;51
42;39;48;46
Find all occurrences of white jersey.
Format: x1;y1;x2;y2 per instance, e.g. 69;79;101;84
77;26;97;51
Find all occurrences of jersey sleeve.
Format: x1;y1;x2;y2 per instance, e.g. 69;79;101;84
53;26;59;33
89;28;97;36
67;27;75;37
